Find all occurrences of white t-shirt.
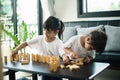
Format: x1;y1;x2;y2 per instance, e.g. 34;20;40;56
64;35;95;58
27;35;64;57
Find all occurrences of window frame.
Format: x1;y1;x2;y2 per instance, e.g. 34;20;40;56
77;0;120;18
12;0;43;35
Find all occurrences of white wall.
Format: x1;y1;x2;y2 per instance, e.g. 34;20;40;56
54;0;77;22
54;0;120;22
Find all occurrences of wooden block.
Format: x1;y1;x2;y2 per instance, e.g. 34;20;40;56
60;64;65;69
4;56;7;63
68;65;80;70
21;60;29;65
10;56;13;62
15;54;19;61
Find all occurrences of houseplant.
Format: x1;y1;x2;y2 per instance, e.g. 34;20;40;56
1;21;36;53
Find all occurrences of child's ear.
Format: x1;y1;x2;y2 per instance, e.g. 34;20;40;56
86;36;92;42
56;30;59;33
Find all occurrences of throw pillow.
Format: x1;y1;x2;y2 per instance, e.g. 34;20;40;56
76;25;103;35
63;25;81;43
105;25;120;51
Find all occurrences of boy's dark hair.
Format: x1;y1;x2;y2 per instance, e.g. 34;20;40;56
43;16;65;40
89;28;107;53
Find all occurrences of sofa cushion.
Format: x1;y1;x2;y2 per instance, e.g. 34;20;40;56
76;25;103;35
63;25;81;43
105;25;120;51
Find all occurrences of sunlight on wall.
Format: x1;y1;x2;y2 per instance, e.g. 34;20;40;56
54;0;77;22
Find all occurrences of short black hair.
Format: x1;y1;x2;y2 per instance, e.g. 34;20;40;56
89;30;107;53
43;16;65;40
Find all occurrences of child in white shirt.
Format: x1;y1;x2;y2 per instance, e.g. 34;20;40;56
12;16;65;80
12;16;65;57
62;29;107;64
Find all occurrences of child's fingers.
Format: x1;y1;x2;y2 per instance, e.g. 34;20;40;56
71;54;78;59
62;56;70;65
64;57;69;63
74;55;78;58
84;56;90;63
63;59;69;64
62;55;69;63
11;50;18;58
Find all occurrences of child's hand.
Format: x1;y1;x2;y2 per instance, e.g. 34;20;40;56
62;54;69;64
70;52;78;59
83;56;92;63
12;49;18;58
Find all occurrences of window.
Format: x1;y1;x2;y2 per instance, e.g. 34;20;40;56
1;0;43;45
17;0;38;24
77;0;120;18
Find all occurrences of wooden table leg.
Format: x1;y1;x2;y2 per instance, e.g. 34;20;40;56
8;70;16;80
32;73;38;80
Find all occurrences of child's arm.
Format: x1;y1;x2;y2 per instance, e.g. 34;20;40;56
64;48;78;59
12;42;28;56
62;54;69;64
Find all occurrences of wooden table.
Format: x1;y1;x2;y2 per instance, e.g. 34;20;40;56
3;61;110;80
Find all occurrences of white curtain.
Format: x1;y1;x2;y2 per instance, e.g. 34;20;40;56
41;0;55;22
48;0;55;16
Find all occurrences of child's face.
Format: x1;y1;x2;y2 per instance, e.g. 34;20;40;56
44;29;59;39
84;36;94;51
